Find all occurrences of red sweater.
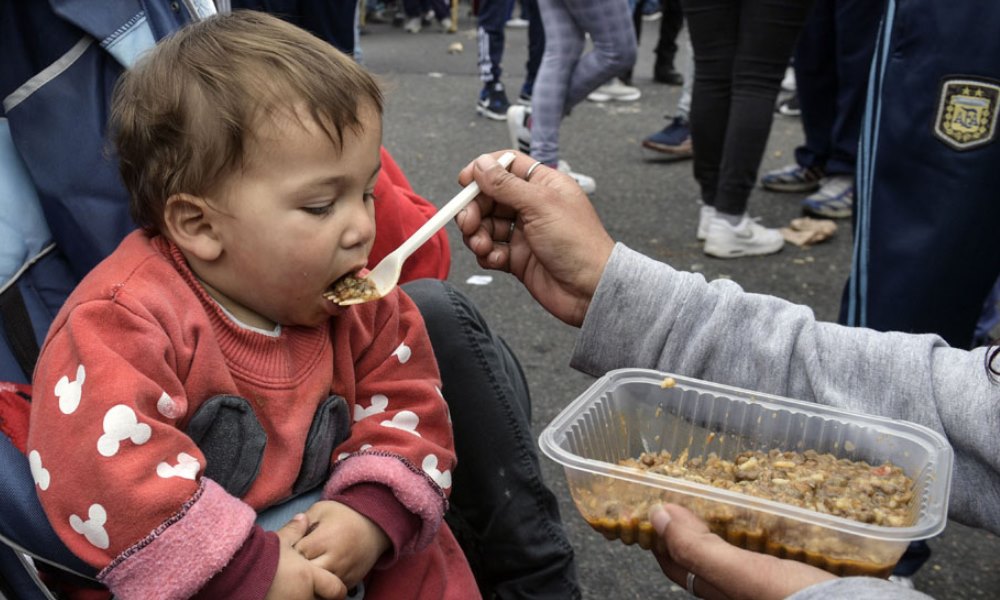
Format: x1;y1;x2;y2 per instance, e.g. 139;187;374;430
28;231;478;600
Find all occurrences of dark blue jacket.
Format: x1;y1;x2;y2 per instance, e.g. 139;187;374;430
0;1;206;382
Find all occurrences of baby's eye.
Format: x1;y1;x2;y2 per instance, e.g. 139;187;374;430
302;202;334;216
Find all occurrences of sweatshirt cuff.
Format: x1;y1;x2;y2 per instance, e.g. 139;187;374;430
332;483;421;567
192;525;278;600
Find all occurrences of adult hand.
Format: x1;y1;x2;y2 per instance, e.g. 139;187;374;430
649;504;836;600
266;513;347;600
455;151;615;327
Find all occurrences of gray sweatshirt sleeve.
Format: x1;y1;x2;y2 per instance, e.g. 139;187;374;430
787;578;933;600
570;244;1000;537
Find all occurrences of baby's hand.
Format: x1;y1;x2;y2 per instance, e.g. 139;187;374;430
267;513;347;600
295;500;392;588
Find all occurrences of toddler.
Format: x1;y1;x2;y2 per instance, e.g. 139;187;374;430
27;11;477;600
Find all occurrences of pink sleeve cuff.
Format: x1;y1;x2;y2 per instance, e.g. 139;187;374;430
332;483;421;566
191;526;278;600
323;452;446;554
98;479;256;600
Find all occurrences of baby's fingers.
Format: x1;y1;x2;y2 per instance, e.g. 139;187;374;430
311;565;347;600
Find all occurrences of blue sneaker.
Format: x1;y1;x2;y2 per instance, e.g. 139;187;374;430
518;81;533;105
801;175;853;219
642;116;692;159
477;82;511;121
760;163;825;192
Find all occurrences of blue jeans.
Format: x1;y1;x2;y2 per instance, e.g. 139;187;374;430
792;0;883;177
478;0;545;88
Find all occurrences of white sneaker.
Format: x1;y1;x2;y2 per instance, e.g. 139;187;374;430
587;78;641;102
439;17;453;32
781;66;796;92
703;214;784;258
506;105;531;154
404;17;421;33
557;160;596;194
696;205;716;241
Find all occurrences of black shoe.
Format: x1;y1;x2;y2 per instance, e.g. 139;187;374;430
653;63;683;86
477;82;511;121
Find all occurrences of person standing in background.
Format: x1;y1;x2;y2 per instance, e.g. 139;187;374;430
475;0;545;120
681;0;814;258
760;0;883;220
506;0;637;195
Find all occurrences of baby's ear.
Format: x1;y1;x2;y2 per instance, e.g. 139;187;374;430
163;193;222;261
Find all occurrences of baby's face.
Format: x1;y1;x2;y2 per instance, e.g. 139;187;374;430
200;103;383;328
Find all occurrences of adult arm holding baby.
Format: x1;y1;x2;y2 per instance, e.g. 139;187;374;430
456;151;1000;599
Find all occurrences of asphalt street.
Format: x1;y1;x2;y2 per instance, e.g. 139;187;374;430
357;15;1000;599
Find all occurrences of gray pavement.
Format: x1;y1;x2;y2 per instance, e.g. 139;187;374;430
358;15;1000;599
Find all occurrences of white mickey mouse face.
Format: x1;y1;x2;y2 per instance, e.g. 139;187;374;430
421;454;452;490
69;504;110;549
156;392;180;419
28;450;50;491
392;342;412;364
354;394;389;422
156;452;201;480
337;443;372;462
379;410;421;437
55;364;86;414
97;405;152;457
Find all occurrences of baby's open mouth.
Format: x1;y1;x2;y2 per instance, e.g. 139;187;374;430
324;272;380;305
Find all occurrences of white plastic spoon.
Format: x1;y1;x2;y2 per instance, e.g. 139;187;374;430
328;151;516;305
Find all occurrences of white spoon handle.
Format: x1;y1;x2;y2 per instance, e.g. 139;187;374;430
393;152;516;262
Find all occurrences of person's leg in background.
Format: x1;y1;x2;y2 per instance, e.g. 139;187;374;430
584;0;642;104
784;0;881;220
799;0;881;219
518;0;635;192
684;0;814;258
642;33;694;160
402;279;581;600
680;0;737;228
759;0;831;195
476;0;514;120
653;0;684;84
713;0;814;218
519;0;545;103
401;0;422;31
527;0;585;166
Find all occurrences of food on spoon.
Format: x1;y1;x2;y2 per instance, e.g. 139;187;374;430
324;273;380;304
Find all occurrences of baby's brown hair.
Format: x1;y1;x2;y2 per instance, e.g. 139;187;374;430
110;10;384;233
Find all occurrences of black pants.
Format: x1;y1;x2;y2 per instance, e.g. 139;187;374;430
404;280;581;600
654;0;684;69
681;0;814;215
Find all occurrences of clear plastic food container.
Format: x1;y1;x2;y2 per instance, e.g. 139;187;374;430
539;369;953;577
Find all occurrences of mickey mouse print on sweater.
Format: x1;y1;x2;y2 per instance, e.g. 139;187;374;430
349;342;453;491
30;362;203;550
